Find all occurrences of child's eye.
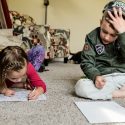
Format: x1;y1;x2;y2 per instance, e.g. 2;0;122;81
111;34;118;38
101;29;108;34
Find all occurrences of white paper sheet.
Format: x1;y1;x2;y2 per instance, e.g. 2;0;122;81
0;89;46;102
75;101;125;123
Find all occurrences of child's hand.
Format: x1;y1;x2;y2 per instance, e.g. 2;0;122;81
107;8;125;33
95;76;106;89
1;88;15;96
28;87;44;100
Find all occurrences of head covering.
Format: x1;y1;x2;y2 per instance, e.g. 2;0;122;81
103;0;125;15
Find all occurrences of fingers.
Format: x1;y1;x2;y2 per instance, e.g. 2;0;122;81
4;89;15;96
113;7;118;18
95;82;104;89
106;7;125;33
95;77;106;89
107;10;116;21
118;8;123;17
28;87;43;100
113;7;123;18
28;91;38;100
108;7;123;19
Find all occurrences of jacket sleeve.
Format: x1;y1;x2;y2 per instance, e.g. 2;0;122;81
80;35;101;82
118;32;125;60
27;63;46;93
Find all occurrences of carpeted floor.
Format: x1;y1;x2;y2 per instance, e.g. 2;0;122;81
0;62;125;125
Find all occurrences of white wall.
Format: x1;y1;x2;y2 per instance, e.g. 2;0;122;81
7;0;111;52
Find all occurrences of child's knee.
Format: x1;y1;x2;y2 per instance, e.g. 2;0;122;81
75;79;89;98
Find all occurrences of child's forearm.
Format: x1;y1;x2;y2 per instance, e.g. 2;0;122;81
36;86;44;94
0;87;6;94
0;84;7;93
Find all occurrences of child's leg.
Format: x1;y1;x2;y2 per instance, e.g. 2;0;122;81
112;73;125;98
112;85;125;98
112;89;125;98
75;78;113;100
75;73;125;100
120;85;125;90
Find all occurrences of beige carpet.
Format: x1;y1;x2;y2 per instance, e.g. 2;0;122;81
0;62;125;125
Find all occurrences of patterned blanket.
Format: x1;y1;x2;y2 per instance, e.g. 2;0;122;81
0;29;22;51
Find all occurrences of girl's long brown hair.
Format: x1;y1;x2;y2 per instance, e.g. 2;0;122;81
0;46;28;90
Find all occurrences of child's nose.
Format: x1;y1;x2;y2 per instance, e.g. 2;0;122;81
104;35;110;41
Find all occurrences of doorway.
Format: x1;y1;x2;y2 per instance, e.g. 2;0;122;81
0;0;12;28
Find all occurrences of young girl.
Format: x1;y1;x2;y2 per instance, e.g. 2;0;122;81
0;46;46;100
27;35;45;72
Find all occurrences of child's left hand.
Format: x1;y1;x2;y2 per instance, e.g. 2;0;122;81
28;87;44;100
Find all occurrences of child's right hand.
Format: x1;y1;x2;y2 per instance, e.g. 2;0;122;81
95;76;106;89
1;88;15;96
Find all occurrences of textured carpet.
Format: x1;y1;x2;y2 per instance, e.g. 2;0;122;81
0;62;125;125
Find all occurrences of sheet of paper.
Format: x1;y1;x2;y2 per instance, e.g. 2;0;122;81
75;101;125;124
0;89;46;102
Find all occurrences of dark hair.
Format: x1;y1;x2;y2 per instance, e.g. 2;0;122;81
101;12;115;30
0;46;28;89
103;0;125;19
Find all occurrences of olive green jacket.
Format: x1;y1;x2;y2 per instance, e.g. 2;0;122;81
81;27;125;82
